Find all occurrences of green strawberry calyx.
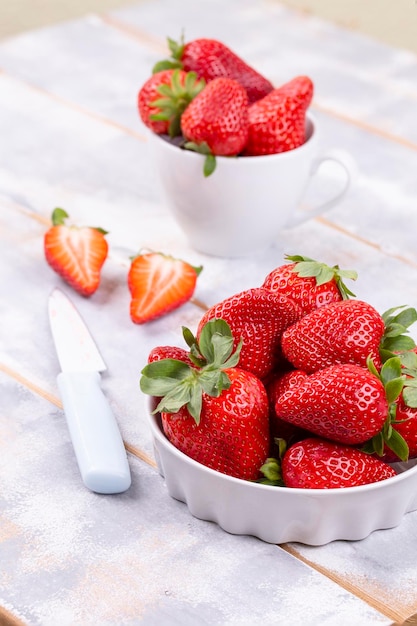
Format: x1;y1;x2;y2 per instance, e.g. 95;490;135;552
140;319;242;424
149;69;206;137
379;305;417;361
363;355;411;461
399;349;417;408
285;254;358;299
256;438;287;486
183;141;217;177
152;34;186;74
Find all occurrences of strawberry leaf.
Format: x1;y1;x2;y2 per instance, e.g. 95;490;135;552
198;319;233;363
184;140;211;155
51;207;69;225
284;254;357;298
379;357;404;404
183;141;217;177
257;457;284;486
157;382;195;420
403;384;417;408
188;385;203;423
384;427;409;461
199;369;231;397
203;154;217;177
383;305;417;329
382;335;416;353
380;306;417;358
182;325;197;349
383;322;412;339
366;356;380;378
380;357;402;383
361;432;384;456
152;35;185;74
152;59;183;74
140;359;193;397
275;438;287;459
384;378;405;404
399;350;417;369
167;34;185;61
181;326;206;367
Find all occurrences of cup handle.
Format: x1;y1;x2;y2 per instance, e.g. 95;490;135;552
288;149;356;227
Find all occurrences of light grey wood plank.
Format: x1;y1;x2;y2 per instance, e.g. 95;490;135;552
0;376;392;626
1;2;417;622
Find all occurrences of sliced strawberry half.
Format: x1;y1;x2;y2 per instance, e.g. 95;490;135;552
128;251;202;324
44;208;108;297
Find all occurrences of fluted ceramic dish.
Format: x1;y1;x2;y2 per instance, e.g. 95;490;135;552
146;400;417;546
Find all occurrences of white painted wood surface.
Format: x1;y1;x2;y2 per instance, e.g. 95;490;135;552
1;1;417;623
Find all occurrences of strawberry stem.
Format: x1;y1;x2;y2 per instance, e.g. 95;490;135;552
152;34;186;74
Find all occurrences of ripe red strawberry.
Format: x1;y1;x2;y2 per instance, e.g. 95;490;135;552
274;363;388;445
128;252;202;324
154;36;274;104
243;76;314;156
44;208;108;297
180;77;249;175
137;68;205;136
281;299;385;373
160;367;268;480
197;287;301;380
267;370;310;444
262;254;357;317
141;319;270;480
282;438;396;489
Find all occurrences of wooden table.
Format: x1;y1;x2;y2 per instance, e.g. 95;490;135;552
1;1;417;624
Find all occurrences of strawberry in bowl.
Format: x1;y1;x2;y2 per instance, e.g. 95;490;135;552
137;37;353;257
140;253;417;545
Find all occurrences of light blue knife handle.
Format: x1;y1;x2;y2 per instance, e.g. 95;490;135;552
57;371;131;494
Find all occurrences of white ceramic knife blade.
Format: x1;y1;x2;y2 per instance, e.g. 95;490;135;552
48;288;131;494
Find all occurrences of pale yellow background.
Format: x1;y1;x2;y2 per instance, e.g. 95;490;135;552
0;0;417;54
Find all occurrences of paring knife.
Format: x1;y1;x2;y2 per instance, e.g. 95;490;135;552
48;288;131;494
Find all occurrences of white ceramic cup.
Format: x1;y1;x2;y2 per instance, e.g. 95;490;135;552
149;116;353;257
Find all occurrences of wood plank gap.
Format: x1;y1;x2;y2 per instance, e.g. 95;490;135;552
313;102;417;153
99;14;167;53
2;70;147;142
0;361;157;469
0;362;62;408
280;543;403;624
315;216;417;268
125;442;157;468
0;604;28;626
0;196;50;225
5;186;417;276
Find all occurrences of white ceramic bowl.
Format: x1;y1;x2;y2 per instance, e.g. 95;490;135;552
146;400;417;545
